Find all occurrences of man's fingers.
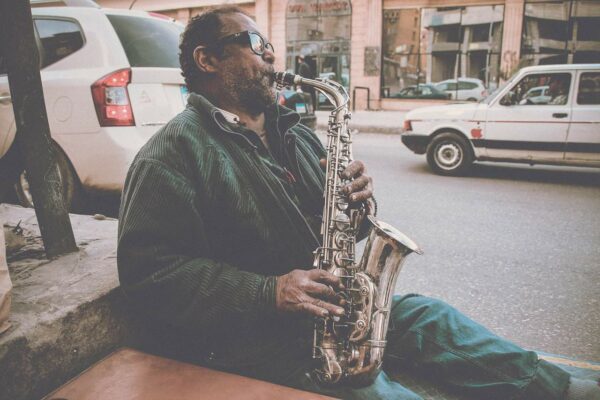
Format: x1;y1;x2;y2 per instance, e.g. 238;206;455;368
341;160;365;179
308;269;344;289
304;281;339;302
348;187;373;203
343;175;371;195
298;298;344;318
299;302;330;318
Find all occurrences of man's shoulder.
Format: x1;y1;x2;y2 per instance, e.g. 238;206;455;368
132;107;217;173
141;108;212;155
290;121;324;153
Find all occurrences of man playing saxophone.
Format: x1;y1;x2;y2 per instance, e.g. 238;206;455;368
117;6;598;400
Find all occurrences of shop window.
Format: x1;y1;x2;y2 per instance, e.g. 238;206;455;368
382;5;503;99
286;0;351;108
521;1;600;66
382;9;423;97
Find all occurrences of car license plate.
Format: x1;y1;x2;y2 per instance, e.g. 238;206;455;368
295;103;307;113
180;85;189;105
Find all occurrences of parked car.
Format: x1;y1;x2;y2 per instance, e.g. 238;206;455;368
522;85;551;104
277;88;316;130
435;78;488;101
401;64;600;175
391;84;450;100
0;4;186;210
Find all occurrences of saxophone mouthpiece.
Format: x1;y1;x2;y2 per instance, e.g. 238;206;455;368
274;71;298;89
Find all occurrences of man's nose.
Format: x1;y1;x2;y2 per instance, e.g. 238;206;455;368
263;48;275;64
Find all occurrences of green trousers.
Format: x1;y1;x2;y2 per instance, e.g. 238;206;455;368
223;294;571;400
147;294;571;399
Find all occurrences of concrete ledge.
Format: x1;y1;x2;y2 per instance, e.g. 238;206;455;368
0;205;135;400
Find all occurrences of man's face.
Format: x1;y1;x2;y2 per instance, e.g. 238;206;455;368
212;13;275;115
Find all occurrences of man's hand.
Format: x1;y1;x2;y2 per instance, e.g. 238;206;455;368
276;269;345;318
320;159;374;204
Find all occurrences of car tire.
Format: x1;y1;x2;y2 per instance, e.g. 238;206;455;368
14;143;85;212
426;132;473;176
467;97;477;101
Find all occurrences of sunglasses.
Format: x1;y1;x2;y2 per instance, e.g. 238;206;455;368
211;30;274;56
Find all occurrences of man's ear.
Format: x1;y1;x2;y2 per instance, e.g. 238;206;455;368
193;46;218;73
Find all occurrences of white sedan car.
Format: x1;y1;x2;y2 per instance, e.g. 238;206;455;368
401;64;600;175
435;78;488;101
0;5;186;210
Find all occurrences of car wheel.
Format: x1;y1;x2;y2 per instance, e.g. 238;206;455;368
426;132;473;176
14;143;85;212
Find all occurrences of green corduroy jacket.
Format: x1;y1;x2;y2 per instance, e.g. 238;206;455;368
117;93;329;361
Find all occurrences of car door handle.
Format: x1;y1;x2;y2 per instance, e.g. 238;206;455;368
552;113;568;119
0;93;11;104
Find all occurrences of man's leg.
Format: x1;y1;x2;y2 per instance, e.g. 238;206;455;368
383;294;571;399
227;336;425;400
287;368;424;400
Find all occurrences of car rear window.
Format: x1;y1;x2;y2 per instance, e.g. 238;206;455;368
458;81;478;90
577;72;600;105
107;14;183;68
34;18;84;68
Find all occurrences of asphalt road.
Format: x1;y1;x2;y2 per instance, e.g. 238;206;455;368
345;132;600;363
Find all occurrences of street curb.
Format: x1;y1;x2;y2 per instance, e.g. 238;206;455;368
316;122;401;135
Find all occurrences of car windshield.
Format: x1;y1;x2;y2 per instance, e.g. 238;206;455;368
480;75;518;104
107;14;184;68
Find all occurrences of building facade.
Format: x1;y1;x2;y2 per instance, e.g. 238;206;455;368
97;0;600;110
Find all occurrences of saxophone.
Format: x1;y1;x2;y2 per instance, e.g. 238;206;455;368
274;72;422;386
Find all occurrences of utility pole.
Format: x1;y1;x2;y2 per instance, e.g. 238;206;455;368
1;0;77;258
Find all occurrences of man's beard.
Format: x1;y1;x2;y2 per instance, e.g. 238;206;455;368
225;68;275;116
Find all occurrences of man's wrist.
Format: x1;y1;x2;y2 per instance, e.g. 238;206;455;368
258;275;278;311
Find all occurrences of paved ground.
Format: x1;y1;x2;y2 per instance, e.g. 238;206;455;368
316;110;406;134
341;131;600;362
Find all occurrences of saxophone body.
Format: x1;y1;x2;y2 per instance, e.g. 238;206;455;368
274;72;422;386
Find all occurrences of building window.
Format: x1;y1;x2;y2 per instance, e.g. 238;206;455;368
521;0;600;66
286;0;351;84
382;5;504;99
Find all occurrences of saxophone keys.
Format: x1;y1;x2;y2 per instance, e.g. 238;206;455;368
334;251;351;267
356;319;367;331
333;232;349;248
333;213;350;230
336;197;349;211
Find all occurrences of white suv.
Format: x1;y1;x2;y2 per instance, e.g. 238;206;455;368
401;64;600;175
435;78;488;101
0;4;186;210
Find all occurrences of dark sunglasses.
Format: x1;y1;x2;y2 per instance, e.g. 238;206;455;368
211;30;274;56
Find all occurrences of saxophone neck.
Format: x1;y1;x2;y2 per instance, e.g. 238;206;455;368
273;71;349;111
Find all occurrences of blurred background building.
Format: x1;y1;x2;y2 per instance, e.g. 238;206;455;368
97;0;600;110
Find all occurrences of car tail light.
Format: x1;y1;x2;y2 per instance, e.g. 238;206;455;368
482;89;488;97
403;120;412;131
91;68;135;127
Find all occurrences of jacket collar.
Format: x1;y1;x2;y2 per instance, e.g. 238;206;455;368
187;92;301;141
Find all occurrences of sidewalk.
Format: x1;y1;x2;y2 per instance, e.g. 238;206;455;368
315;110;406;134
